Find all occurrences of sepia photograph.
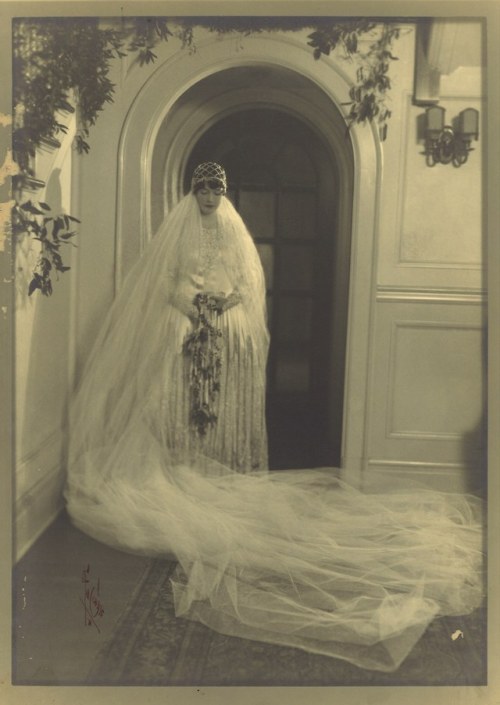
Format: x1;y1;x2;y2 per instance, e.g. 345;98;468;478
1;1;499;704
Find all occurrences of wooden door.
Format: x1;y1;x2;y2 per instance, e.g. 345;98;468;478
186;109;347;469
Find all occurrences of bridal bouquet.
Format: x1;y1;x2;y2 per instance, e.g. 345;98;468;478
183;293;224;436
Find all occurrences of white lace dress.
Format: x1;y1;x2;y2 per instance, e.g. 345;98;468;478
160;226;268;473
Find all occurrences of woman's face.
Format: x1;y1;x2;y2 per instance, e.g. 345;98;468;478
195;185;223;216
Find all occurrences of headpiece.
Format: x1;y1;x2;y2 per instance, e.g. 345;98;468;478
191;162;227;193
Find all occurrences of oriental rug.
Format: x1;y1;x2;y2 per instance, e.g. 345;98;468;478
87;559;487;686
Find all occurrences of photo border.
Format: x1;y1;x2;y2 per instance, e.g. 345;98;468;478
1;1;499;703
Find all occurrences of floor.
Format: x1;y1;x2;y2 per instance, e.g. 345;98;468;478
13;511;151;684
13;509;487;686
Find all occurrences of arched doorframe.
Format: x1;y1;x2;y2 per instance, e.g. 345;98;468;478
159;86;347;217
116;34;382;486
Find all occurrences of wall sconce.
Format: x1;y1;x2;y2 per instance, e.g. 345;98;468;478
423;106;479;167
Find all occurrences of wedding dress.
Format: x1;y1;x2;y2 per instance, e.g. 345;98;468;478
65;192;484;673
158;221;268;473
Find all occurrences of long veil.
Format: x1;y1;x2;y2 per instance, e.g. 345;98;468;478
65;194;484;673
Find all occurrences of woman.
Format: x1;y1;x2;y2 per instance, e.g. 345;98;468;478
65;163;483;674
157;162;268;472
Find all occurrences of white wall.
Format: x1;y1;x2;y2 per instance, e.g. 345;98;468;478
15;115;76;559
364;24;485;492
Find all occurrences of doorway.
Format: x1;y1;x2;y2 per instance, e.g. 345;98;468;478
186;108;350;469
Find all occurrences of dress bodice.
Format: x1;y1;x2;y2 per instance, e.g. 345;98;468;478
199;227;222;272
190;227;233;296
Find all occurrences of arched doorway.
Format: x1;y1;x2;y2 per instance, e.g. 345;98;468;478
186;108;351;469
117;39;378;484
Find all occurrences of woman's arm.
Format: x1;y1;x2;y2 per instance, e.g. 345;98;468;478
220;290;242;312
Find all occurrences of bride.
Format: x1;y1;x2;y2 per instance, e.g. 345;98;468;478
65;162;484;674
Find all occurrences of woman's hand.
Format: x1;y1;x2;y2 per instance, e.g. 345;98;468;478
208;294;228;313
219;290;242;313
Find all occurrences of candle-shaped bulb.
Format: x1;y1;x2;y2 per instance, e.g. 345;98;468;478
458;108;479;139
426;106;445;138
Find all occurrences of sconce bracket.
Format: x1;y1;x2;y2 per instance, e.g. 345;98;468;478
423;107;478;168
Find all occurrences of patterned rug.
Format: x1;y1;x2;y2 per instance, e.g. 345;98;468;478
87;559;487;686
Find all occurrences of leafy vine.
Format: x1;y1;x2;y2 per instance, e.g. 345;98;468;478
12;17;180;295
10;200;80;296
12;16;403;295
305;21;402;140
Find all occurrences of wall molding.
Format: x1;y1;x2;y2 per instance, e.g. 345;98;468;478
376;286;487;305
16;428;63;498
15;464;65;562
15;427;65;561
368;458;467;472
385;319;484;441
394;90;412;268
17;428;60;471
397;260;483;271
388;429;463;442
364;458;475;493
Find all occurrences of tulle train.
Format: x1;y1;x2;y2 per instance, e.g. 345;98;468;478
65;421;484;673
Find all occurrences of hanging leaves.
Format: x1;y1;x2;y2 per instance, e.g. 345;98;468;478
11;200;79;295
336;23;401;141
11;17;170;294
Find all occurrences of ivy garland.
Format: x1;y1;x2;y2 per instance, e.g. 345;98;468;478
12;16;404;295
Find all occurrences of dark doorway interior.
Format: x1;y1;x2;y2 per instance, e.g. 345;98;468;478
186;108;348;469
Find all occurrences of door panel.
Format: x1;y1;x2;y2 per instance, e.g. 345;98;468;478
279;195;317;239
239;190;275;238
279;246;314;289
186;108;346;469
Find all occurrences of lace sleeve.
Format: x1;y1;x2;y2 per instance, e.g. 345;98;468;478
167;268;202;319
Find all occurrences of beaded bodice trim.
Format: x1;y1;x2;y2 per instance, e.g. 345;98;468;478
200;227;222;273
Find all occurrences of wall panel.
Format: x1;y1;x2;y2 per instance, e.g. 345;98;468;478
366;295;486;490
377;83;485;291
15;117;75;559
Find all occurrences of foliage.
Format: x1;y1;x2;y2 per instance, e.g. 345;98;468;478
10;199;80;295
12;17;176;168
12;17;176;295
177;17;401;140
344;24;401;141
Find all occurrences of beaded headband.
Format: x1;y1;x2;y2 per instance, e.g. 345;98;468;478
191;162;227;193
